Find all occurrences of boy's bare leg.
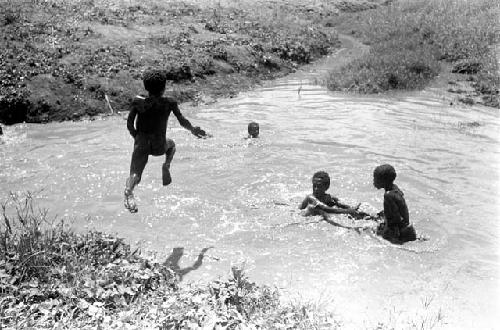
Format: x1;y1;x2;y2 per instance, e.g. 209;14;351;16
124;174;139;213
125;144;148;213
162;139;176;186
125;174;140;193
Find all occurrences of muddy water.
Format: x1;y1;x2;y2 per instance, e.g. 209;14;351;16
1;47;499;328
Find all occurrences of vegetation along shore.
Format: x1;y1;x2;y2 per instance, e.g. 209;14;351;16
327;0;499;107
0;0;350;124
3;0;495;126
0;193;338;329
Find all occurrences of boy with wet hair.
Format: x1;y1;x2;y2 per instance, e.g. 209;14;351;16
124;69;209;213
373;164;417;243
299;171;362;216
247;122;259;138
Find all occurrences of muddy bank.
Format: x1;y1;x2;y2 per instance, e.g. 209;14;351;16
0;0;388;125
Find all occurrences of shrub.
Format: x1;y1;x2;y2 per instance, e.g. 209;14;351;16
328;38;440;93
327;0;500;99
0;192;177;327
0;193;336;328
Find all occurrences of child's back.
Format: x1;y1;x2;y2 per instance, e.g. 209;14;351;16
373;164;416;244
383;184;410;229
128;95;193;141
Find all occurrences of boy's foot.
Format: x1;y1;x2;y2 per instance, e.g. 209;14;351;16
162;163;172;186
124;189;138;213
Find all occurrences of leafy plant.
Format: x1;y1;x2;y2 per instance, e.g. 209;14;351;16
327;0;499;105
0;193;335;329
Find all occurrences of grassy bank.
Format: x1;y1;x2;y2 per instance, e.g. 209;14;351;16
0;193;336;328
326;0;500;107
0;0;359;124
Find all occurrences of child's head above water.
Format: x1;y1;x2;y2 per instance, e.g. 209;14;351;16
312;171;330;196
247;122;259;138
373;164;396;189
143;69;167;96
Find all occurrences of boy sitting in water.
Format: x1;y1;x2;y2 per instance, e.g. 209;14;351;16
124;69;209;213
299;171;364;217
373;164;417;244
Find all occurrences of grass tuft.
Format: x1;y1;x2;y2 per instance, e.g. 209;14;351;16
327;0;500;106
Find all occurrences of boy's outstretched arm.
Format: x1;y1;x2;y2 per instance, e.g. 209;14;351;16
336;200;353;209
171;102;209;138
331;196;360;210
322;203;373;219
315;203;357;215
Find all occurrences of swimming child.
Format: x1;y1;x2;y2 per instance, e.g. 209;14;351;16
373;164;417;244
124;69;209;213
247;122;259;138
299;171;364;217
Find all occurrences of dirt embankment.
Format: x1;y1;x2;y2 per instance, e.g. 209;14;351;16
0;0;387;125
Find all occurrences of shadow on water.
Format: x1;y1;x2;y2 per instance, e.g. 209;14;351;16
164;247;212;281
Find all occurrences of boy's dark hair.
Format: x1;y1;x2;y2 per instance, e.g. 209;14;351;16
312;171;330;189
374;164;397;184
248;122;259;131
143;70;167;95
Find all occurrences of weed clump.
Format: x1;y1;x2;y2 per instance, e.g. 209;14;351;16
329;39;439;93
327;0;499;106
0;193;336;328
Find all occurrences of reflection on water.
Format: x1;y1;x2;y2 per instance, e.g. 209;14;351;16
1;55;499;328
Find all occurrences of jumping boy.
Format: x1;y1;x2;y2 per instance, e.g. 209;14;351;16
299;171;364;217
124;69;208;213
247;122;259;138
373;164;417;244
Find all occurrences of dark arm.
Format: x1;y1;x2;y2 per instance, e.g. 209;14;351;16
171;102;210;138
335;200;352;209
127;107;137;138
315;196;356;214
171;102;194;131
330;195;361;210
315;195;360;215
317;203;358;214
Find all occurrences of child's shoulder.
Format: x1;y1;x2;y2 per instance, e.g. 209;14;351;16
161;92;180;105
384;185;405;199
131;95;178;112
132;94;146;102
131;95;146;112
